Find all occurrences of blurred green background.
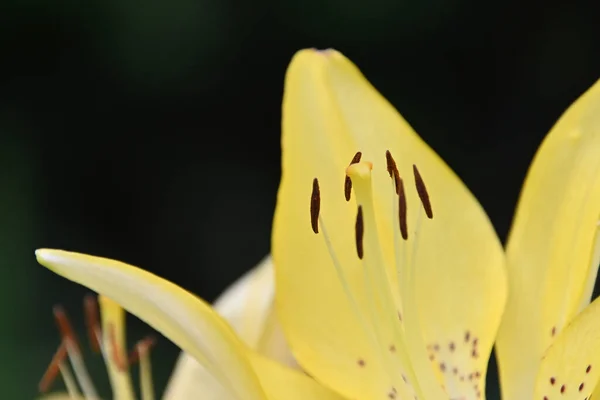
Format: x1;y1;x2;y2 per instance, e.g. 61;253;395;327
2;0;600;398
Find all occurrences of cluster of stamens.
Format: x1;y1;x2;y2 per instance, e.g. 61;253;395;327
39;294;157;399
308;149;448;399
310;150;432;260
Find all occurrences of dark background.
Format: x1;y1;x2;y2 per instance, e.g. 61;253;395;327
2;0;600;398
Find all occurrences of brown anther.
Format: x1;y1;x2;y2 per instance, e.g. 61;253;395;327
39;341;68;393
413;165;433;219
53;305;81;353
84;294;101;353
344;177;352;202
385;150;402;194
350;152;362;165
355;206;364;259
310;178;321;234
128;335;158;365
108;323;128;371
344;152;362;202
397;177;408;240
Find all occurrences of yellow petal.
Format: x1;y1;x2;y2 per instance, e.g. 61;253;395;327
35;249;267;400
533;297;600;400
273;48;506;399
496;79;600;399
165;255;295;398
213;255;277;347
247;351;345;400
162;355;231;400
255;303;298;369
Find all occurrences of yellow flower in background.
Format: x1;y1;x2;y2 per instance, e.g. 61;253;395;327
272;48;508;400
272;48;600;400
35;250;344;400
38;257;296;400
495;81;600;397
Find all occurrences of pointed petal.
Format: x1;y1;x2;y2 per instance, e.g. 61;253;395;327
273;49;506;399
165;256;295;398
35;249;267;400
534;298;600;400
496;79;600;399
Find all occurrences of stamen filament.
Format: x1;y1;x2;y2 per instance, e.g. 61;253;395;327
39;342;68;393
137;340;155;400
347;161;423;398
84;294;102;353
59;362;82;399
318;212;412;398
99;295;137;400
54;306;100;399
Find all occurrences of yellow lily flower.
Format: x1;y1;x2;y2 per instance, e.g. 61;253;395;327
495;79;600;398
273;48;600;400
272;48;508;400
36;249;345;400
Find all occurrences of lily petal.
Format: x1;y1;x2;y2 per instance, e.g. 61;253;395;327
273;49;506;399
165;256;295;399
247;352;344;400
36;249;267;400
496;78;600;399
533;296;600;400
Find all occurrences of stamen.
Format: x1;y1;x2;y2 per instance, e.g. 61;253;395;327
84;294;101;353
109;324;129;370
53;306;81;353
58;362;82;399
99;295;137;400
347;159;446;400
355;206;365;259
385;150;401;195
347;161;426;398
397;177;408;240
318;205;413;398
413;165;433;219
311;178;321;234
344;151;363;201
38;341;68;393
136;338;156;400
53;306;100;399
128;336;157;365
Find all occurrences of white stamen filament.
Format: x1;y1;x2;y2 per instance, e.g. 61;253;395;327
139;343;155;400
64;340;100;400
58;361;81;399
319;212;413;399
